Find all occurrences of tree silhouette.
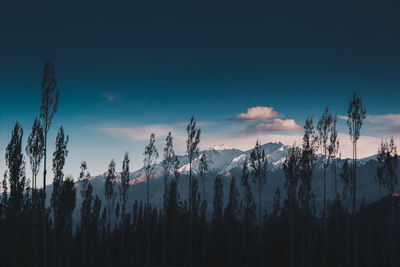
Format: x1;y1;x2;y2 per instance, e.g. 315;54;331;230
298;117;318;267
120;152;130;217
340;159;353;200
199;152;209;200
143;133;159;207
119;152;130;262
329;114;340;199
376;137;398;267
161;132;175;263
26;118;44;267
162;132;175;191
240;160;256;267
198;151;208;267
5;122;26;266
317;106;335;218
283;145;301;267
6;122;26;214
56;177;76;266
50;127;69;266
143;133;158;264
39;60;59;267
225;176;240;223
249;140;267;226
212;175;224;267
78;161;92;265
376;137;398;194
185;116;200;267
347;92;366;214
272;187;281;217
104;159;116;235
78;161;90;199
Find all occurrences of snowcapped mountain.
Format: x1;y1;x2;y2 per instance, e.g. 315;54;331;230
79;141;389;221
129;142;290;180
96;141;379;185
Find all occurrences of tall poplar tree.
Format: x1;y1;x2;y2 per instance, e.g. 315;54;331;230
78;161;91;264
26;118;44;267
283;145;301;267
50;127;69;266
143;133;159;207
104;159;116;234
162;132;175;199
51;127;69;233
298;117;318;267
317;106;334;218
161;132;175;263
376;137;398;194
198;152;208;200
143;133;158;264
347;92;366;214
329;115;340;198
185;116;200;267
26;118;44;199
5;122;26;266
120;152;130;217
6;122;25;217
249;140;267;226
39;60;59;267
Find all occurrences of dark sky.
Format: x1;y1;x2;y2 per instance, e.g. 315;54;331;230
0;0;399;179
1;0;399;86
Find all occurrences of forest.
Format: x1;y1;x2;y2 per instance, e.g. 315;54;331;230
0;61;399;267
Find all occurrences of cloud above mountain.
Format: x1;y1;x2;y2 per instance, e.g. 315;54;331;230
228;106;281;122
228;106;301;133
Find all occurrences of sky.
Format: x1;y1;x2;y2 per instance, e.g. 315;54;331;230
0;0;399;184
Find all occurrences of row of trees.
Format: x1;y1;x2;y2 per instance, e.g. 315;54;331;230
0;61;398;267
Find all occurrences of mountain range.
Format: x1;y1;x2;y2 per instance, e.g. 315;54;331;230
65;141;397;221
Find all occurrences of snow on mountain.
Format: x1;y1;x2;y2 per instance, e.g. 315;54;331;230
178;146;243;175
95;142;377;184
80;141;383;220
127;141;381;181
130;142;290;178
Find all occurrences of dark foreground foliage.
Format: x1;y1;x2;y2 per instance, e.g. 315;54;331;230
1;176;400;267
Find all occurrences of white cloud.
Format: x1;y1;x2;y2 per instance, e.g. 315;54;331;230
229;106;281;122
227;106;301;133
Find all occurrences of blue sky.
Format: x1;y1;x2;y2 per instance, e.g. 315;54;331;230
0;0;399;184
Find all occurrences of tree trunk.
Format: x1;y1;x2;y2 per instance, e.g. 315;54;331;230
162;186;166;265
188;161;192;267
353;141;358;267
323;166;326;218
43;129;47;267
146;205;150;265
334;161;337;198
259;183;261;226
